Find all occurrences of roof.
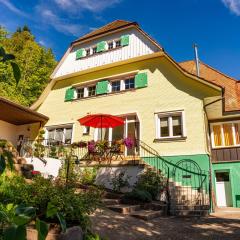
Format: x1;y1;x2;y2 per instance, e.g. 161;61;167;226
0;97;49;125
72;20;138;45
179;60;240;112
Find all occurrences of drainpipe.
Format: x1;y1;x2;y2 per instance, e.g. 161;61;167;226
193;44;200;77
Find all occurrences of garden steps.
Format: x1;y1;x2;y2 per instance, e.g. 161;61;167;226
130;209;165;220
108;204;141;214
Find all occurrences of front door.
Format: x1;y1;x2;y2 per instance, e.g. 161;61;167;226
215;171;233;207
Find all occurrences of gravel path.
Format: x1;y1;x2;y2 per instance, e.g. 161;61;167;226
90;208;240;240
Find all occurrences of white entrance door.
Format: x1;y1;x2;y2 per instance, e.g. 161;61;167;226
215;172;233;207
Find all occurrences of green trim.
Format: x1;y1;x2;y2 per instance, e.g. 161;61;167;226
97;41;107;52
135;72;148;88
120;35;129;46
96;80;108;95
64;88;75;101
76;48;86;59
212;161;240;208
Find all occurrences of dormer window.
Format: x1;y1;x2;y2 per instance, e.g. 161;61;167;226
86;48;91;56
92;46;97;54
124;78;135;90
111;81;121;92
115;39;121;48
108;41;114;50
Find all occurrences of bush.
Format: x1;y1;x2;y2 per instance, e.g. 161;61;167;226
110;172;131;192
74;167;97;185
0;175;102;230
122;189;152;203
135;169;165;200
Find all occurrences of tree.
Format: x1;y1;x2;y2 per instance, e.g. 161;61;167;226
0;26;57;106
0;46;21;86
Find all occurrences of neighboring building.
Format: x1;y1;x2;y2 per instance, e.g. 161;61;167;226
180;61;240;208
30;20;240;210
0;97;48;147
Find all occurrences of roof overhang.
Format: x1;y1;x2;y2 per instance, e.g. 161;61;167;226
0;97;49;125
31;51;222;110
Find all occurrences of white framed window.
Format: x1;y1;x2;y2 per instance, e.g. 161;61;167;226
85;48;91;56
108;41;114;50
111;80;121;92
77;88;84;99
124;78;135;90
211;121;240;148
46;125;73;144
155;111;186;139
88;85;96;97
115;39;121;48
83;126;90;135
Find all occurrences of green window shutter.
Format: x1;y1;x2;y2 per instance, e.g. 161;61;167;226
76;48;86;59
134;73;148;89
96;80;109;95
65;88;75;101
120;35;129;46
96;41;107;52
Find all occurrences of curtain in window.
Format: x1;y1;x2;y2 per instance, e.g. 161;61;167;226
172;116;182;136
234;123;240;145
213;125;222;146
223;124;234;146
65;128;72;144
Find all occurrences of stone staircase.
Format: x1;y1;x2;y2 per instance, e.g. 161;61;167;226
102;192;168;221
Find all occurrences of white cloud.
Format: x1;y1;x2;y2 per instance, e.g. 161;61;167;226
54;0;121;13
0;0;28;17
222;0;240;15
36;6;86;36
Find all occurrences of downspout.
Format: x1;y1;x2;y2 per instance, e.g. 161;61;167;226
203;97;224;212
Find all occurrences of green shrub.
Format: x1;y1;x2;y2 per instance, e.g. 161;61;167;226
135;169;165;200
75;167;97;185
123;189;152;203
0;175;102;230
110;172;131;192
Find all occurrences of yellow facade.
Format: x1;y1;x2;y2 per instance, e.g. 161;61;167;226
37;56;220;156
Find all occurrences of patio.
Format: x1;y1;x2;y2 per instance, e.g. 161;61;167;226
90;208;240;240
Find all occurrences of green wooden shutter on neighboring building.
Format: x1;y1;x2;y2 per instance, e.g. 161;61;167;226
120;35;129;46
76;48;86;59
96;41;107;52
96;80;109;95
65;88;75;101
135;73;148;88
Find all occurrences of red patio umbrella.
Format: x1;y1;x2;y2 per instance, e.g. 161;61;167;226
78;114;124;140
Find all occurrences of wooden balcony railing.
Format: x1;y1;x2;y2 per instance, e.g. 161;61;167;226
211;146;240;162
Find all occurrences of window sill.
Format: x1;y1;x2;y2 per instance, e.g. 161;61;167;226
154;136;187;142
71;88;138;102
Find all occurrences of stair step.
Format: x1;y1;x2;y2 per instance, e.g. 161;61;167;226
108;204;141;214
102;199;121;205
130;210;165;220
174;210;209;217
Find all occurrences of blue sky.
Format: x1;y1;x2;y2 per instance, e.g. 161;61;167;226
0;0;240;79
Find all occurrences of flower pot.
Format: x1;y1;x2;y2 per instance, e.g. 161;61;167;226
27;228;59;240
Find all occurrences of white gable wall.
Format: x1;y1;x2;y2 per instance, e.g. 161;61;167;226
53;28;160;78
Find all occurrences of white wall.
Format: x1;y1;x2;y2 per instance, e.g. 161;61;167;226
54;28;160;78
0;120;32;146
25;157;62;178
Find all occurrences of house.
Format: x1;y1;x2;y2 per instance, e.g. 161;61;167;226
30;20;239;211
0;96;48;148
180;60;240;208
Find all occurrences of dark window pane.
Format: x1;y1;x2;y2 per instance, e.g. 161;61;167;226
108;41;113;49
216;172;230;182
160;117;169;137
92;47;97;54
86;48;90;56
172;116;182;136
88;86;96;96
112;81;121;92
115;40;121;47
77;88;84;99
124;78;135;90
